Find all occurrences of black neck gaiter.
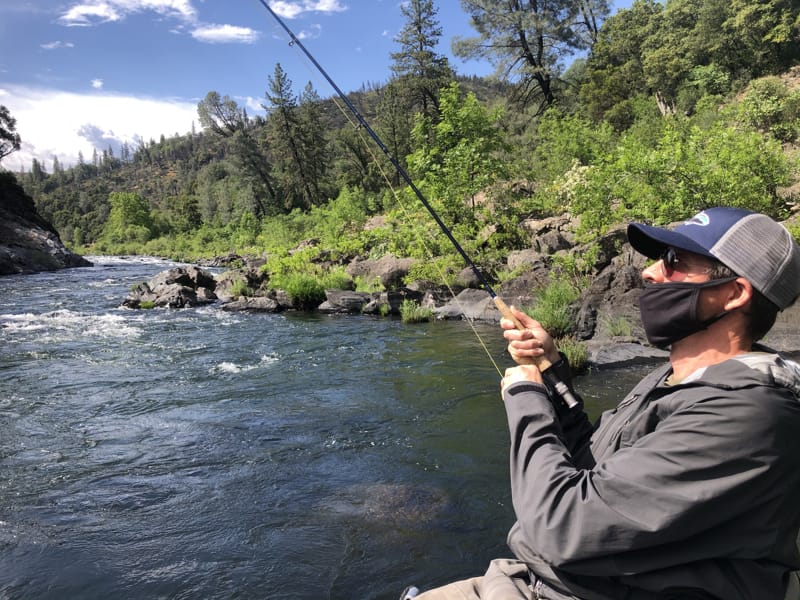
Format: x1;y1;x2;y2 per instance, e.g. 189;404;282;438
638;277;737;349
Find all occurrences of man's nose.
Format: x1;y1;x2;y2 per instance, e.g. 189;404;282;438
642;260;663;283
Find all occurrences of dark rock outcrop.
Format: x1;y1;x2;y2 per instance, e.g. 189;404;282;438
318;290;373;314
220;296;280;313
123;266;217;308
346;255;416;289
0;172;92;275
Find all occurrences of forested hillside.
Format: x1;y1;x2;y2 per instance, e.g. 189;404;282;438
8;0;800;289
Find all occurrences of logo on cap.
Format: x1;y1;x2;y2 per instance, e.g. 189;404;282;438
684;211;711;227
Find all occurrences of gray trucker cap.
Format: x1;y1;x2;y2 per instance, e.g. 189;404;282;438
627;207;800;310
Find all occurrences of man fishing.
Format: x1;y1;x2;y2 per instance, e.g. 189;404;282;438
408;207;800;599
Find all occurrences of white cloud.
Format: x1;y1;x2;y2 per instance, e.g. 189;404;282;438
41;41;75;50
241;96;264;114
58;0;260;47
191;24;259;44
59;3;122;26
91;78;104;89
268;0;347;19
267;1;303;19
296;24;322;40
309;0;347;12
59;0;196;26
0;85;199;171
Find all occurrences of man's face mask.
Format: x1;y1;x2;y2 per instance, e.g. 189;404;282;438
638;277;737;348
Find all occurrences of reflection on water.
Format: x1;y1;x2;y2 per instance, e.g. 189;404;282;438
0;258;657;599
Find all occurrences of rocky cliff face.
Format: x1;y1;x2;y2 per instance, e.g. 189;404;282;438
0;172;92;275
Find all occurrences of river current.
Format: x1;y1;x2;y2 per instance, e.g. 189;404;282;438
0;257;650;599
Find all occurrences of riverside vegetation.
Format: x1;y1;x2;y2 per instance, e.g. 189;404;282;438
4;0;800;369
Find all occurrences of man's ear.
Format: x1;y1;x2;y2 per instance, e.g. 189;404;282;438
725;277;754;311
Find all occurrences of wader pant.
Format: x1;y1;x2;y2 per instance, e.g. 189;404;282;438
415;559;573;600
416;561;800;600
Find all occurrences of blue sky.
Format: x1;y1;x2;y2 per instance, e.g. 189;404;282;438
0;0;627;172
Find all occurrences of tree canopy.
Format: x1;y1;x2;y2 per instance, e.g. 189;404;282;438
453;0;611;112
0;105;21;161
7;0;800;276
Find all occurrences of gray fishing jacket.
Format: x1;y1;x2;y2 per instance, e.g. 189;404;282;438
502;351;800;600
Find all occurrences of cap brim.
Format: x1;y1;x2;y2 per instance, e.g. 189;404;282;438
627;223;716;260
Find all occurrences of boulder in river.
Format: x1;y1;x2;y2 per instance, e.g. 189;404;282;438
220;296;281;313
123;266;218;308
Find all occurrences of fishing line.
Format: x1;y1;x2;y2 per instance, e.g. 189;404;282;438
259;9;504;376
254;0;578;407
325;91;505;376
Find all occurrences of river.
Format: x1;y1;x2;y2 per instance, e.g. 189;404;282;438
0;257;652;599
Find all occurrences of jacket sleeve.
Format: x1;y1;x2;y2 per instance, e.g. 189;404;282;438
501;380;800;576
538;355;594;464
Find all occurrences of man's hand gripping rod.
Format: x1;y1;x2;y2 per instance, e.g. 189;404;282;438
257;0;578;410
494;297;579;408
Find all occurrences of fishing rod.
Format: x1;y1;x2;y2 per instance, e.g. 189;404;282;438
255;0;578;409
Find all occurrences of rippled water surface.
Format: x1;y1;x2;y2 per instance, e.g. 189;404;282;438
0;258;651;599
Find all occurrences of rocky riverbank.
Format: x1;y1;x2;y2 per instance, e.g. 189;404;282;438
122;214;800;367
0;172;92;275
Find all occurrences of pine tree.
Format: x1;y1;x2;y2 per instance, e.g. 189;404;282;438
454;0;611;113
263;64;317;210
390;0;454;118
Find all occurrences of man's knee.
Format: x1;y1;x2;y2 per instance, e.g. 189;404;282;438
414;576;483;599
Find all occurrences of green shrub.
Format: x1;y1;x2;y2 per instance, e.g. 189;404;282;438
602;316;633;337
400;299;434;323
494;264;531;284
354;275;384;293
320;266;353;290
264;246;323;281
139;300;156;310
785;221;800;245
526;279;581;338
404;256;460;287
279;273;326;309
738;77;800;141
556;336;588;373
230;279;253;298
567;117;794;238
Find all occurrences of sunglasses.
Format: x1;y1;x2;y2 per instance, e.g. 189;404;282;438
659;247;712;279
660;247;680;278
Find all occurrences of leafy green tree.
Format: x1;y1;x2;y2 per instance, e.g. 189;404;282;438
197;91;274;216
30;158;46;183
577;0;609;45
0;105;21;161
407;82;507;227
454;0;611;113
638;0;731;114
368;81;412;188
724;0;800;75
583;0;798;119
735;76;800;142
197;91;246;136
162;194;202;233
102;191;155;244
560;117;793;238
331;123;386;193
531;108;616;183
580;0;662;126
